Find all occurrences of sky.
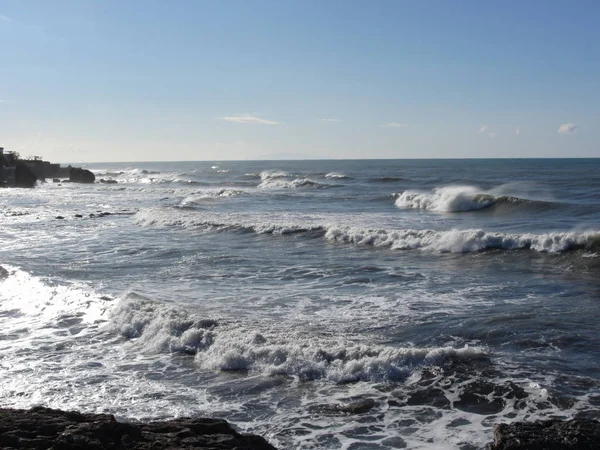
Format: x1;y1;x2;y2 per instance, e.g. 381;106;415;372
0;0;599;162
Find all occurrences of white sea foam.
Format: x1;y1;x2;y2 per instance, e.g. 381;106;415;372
179;189;246;207
396;186;498;212
325;172;349;179
326;226;598;253
259;177;327;189
134;208;599;254
395;184;550;212
258;170;328;189
109;293;485;382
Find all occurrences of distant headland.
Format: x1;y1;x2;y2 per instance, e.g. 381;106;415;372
0;147;95;187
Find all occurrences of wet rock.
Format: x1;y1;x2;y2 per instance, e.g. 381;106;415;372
0;406;277;449
56;216;65;220
489;418;600;450
405;388;450;409
100;178;118;184
74;214;83;218
69;167;95;184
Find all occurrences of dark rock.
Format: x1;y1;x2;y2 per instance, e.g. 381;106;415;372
74;214;83;218
56;216;65;220
53;178;60;182
69;167;95;184
0;406;277;449
100;178;118;184
14;161;38;187
489;418;600;450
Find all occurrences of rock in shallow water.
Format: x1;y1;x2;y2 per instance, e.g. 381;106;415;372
0;407;276;449
489;418;600;450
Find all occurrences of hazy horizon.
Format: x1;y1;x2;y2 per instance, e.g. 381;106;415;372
1;1;599;162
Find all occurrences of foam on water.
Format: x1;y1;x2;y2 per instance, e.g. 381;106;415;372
325;226;599;253
109;292;486;382
133;208;599;253
179;189;246;207
396;185;551;212
325;172;349;179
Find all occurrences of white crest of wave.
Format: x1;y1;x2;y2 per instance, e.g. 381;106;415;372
257;170;328;189
396;185;496;212
326;227;598;253
108;293;485;382
179;189;245;207
259;170;289;181
109;293;216;354
133;208;323;235
325;172;348;179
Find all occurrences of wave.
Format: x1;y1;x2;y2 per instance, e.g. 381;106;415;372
396;185;554;212
133;208;599;254
179;189;247;207
325;172;349;179
370;176;404;183
325;227;599;253
109;293;484;382
256;170;332;189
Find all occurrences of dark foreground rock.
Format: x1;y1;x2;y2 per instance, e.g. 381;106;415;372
0;407;276;449
69;167;95;184
489;418;600;450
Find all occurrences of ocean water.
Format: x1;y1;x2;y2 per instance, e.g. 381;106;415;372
1;158;599;449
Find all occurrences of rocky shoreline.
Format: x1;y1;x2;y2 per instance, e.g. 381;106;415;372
0;407;276;449
1;407;598;449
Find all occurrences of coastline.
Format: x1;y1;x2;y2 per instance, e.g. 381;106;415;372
1;406;598;449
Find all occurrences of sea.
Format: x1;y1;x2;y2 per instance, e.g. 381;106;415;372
1;158;599;449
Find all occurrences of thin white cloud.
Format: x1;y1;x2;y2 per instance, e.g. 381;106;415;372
0;15;11;22
515;127;520;136
220;115;281;125
478;125;488;133
489;132;497;138
558;122;578;134
380;122;409;128
319;118;341;122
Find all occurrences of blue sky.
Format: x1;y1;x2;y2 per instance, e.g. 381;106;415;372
0;0;598;162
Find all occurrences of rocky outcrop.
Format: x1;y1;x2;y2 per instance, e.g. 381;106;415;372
0;407;277;449
14;161;38;188
489;418;600;450
69;167;96;184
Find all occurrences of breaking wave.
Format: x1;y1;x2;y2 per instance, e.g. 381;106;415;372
325;172;349;179
109;293;485;383
396;185;554;212
258;170;330;189
179;189;247;208
133;208;599;254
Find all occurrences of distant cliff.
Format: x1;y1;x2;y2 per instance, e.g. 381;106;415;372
0;148;95;187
